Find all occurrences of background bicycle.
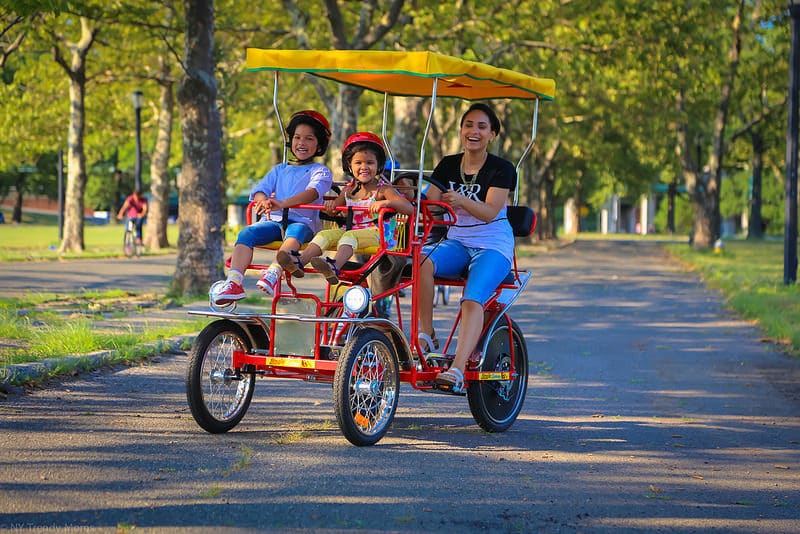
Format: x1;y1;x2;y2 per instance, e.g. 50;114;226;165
123;217;144;257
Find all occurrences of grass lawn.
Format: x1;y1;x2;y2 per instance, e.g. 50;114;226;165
665;238;800;357
0;290;210;386
0;208;184;261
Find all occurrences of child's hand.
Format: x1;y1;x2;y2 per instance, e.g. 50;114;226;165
255;193;278;214
368;200;388;215
323;199;340;214
254;199;271;215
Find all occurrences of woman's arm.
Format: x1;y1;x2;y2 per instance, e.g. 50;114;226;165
116;198;130;220
442;186;507;222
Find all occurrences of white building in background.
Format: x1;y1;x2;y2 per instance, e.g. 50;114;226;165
564;198;579;234
597;193;656;235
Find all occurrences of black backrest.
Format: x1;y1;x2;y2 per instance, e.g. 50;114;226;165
506;205;537;237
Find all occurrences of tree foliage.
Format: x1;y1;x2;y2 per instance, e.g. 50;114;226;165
0;0;794;280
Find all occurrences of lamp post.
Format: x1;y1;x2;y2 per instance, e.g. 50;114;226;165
786;2;800;285
132;90;144;193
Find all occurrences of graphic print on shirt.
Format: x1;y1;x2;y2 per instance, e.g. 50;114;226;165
447;180;481;200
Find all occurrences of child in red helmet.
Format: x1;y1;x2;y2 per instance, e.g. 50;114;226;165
210;110;333;305
276;132;413;285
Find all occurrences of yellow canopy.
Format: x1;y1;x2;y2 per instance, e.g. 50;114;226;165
246;49;555;101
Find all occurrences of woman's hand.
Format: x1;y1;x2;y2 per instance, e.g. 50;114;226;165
442;186;507;222
441;189;465;209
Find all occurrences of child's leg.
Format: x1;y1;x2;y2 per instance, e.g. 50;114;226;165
225;244;253;286
271;223;316;279
280;222;315;257
298;228;343;264
335;228;379;269
331;244;355;269
230;221;282;282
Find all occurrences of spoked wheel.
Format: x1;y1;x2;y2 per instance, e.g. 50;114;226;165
123;226;135;257
186;320;256;433
333;328;399;446
468;318;528;433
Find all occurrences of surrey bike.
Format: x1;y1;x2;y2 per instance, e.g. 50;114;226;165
185;49;555;446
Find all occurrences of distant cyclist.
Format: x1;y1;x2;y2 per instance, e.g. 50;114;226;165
116;189;148;244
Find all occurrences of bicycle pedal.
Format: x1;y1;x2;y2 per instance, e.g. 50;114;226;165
424;353;453;368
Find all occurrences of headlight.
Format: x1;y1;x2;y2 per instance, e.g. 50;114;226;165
343;285;371;315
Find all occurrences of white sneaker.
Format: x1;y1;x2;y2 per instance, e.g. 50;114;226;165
256;266;281;296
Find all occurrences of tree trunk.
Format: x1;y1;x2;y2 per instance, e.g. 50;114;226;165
537;167;557;240
145;67;174;251
391;97;423;170
328;85;363;180
12;171;23;223
564;198;580;235
690;187;716;247
747;129;764;239
529;138;560;241
54;17;97;254
172;0;225;296
677;0;743;249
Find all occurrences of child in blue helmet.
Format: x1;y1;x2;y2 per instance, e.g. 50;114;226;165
211;110;333;305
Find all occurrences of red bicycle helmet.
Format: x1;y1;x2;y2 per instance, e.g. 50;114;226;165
342;132;387;175
286;110;331;157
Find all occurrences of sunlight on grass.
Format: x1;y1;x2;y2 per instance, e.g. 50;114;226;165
0;220;181;261
665;240;800;356
0;293;209;368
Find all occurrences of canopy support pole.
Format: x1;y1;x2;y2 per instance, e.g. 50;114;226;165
513;99;539;206
273;72;287;163
415;78;439;236
381;92;395;182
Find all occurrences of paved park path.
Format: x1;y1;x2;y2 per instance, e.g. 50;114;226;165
0;240;798;533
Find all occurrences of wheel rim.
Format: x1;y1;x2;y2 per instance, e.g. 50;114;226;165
201;332;251;422
475;326;526;424
348;340;397;436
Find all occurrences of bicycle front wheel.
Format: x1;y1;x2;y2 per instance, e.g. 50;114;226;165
123;225;135;257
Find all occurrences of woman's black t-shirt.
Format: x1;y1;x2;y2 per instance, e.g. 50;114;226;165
428;152;516;260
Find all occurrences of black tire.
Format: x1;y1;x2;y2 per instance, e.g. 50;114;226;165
333;328;399;446
186;320;256;433
123;226;135;257
468;318;528;433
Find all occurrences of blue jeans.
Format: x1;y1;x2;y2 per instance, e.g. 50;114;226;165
422;239;511;306
127;217;145;240
236;220;314;249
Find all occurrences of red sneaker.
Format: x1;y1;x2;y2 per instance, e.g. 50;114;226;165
210;280;246;305
255;266;281;296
